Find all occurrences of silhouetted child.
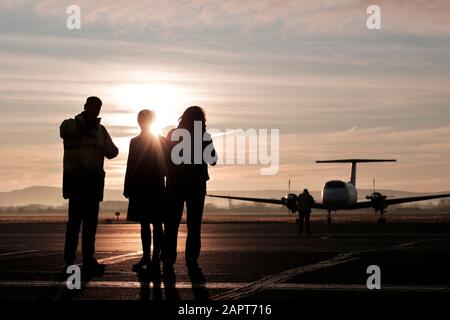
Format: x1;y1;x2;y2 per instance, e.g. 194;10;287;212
124;110;166;274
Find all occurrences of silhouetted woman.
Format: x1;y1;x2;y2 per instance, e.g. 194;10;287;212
162;106;217;285
124;110;165;273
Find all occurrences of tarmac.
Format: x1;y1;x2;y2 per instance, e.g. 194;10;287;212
0;217;449;301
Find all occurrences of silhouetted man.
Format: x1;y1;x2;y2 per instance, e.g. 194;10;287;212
60;96;118;274
297;189;315;236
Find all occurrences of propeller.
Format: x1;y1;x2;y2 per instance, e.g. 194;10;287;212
359;178;394;201
283;179;298;214
365;178;388;213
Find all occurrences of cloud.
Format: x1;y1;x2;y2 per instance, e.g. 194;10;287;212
1;0;450;193
2;0;450;36
210;126;450;192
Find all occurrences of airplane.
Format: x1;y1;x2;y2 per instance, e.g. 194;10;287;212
208;159;450;225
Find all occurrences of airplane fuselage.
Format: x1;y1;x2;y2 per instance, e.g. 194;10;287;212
321;180;357;210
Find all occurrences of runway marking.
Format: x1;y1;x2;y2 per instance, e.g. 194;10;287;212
210;253;361;300
71;251;144;267
274;283;450;293
211;239;437;300
0;280;448;293
0;250;40;258
96;251;143;265
0;251;63;261
389;239;438;250
1;270;232;276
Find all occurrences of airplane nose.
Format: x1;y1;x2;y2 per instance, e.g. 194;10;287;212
323;188;348;204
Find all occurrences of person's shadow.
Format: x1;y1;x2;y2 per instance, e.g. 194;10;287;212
163;281;181;301
37;264;103;300
136;269;162;301
36;267;75;300
191;283;209;300
190;268;210;300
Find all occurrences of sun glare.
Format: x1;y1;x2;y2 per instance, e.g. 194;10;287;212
112;83;192;136
150;122;163;136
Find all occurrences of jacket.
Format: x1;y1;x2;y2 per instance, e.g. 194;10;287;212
60;112;118;200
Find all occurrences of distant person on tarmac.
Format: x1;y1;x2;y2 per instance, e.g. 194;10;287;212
297;189;315;236
60;96;118;275
124;110;165;275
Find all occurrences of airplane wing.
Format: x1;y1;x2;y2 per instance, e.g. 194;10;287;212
337;193;450;210
382;193;450;206
207;194;328;209
208;193;450;211
207;194;284;205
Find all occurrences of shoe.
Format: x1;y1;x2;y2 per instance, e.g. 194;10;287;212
187;265;206;285
82;259;105;276
163;265;176;286
132;257;151;272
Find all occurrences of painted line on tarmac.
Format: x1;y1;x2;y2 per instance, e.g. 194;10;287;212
210;253;361;300
0;250;41;258
70;251;144;267
211;239;437;300
389;239;438;250
275;283;450;293
0;250;146;267
96;251;143;265
0;280;448;293
1;251;63;260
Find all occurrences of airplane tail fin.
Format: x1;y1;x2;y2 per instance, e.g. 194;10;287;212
316;159;396;187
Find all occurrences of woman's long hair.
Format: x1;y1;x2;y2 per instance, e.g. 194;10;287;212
178;106;206;131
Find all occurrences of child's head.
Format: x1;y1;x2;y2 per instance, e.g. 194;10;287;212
137;109;155;131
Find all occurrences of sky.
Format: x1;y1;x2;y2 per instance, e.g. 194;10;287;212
0;0;450;194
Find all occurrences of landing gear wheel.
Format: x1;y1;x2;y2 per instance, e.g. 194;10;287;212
378;217;386;225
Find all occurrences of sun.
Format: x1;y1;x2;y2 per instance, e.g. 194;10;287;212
112;83;191;136
150;121;164;136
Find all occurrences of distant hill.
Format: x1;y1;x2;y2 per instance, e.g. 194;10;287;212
0;186;124;206
0;185;439;207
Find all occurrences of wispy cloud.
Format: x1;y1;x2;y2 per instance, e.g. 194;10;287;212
2;0;450;35
0;1;449;193
211;126;450;192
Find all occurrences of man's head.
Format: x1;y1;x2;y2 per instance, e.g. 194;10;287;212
84;96;102;122
303;189;309;194
137;109;155;131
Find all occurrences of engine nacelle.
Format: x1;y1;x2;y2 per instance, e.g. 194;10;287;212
366;192;388;212
283;193;298;213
